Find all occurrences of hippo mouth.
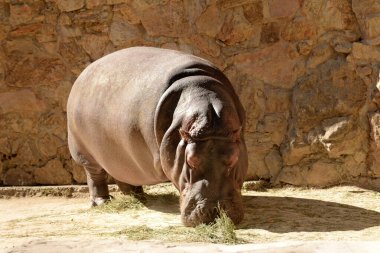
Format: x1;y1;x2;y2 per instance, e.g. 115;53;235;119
180;195;244;227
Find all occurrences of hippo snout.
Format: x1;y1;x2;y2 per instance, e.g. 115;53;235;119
180;195;244;227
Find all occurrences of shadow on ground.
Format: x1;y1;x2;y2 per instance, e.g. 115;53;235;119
142;193;180;214
239;196;380;233
131;192;380;233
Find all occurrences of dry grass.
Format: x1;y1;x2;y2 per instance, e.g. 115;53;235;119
194;208;240;244
92;192;240;244
106;209;241;244
92;194;145;212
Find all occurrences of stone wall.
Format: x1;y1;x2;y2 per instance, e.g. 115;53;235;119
1;0;380;189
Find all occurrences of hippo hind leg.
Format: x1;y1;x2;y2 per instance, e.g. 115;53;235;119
68;132;111;206
84;165;112;206
115;180;144;196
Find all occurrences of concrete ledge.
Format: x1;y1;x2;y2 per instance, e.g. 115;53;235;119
0;185;120;198
4;239;380;253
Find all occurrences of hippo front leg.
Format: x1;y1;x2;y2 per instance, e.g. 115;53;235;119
84;166;111;206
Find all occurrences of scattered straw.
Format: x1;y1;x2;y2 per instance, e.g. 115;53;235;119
106;209;241;244
93;195;144;213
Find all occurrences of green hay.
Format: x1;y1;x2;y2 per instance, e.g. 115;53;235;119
91;187;241;244
93;195;144;212
194;208;239;244
92;190;179;213
107;209;241;244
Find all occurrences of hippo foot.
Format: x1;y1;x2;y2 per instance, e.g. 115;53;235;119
90;195;114;207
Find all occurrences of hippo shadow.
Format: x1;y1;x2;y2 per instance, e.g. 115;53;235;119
141;193;180;214
239;195;380;233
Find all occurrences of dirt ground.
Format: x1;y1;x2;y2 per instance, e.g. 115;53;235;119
1;184;380;252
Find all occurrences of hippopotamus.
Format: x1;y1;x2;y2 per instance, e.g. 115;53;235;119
67;47;248;227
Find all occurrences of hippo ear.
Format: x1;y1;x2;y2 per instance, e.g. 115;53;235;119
179;129;191;142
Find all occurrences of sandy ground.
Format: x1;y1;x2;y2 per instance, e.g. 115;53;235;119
1;184;380;252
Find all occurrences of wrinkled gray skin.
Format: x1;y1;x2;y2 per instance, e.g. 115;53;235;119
67;47;248;227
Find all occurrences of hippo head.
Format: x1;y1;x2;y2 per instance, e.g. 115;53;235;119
177;131;246;226
156;81;248;227
174;104;248;227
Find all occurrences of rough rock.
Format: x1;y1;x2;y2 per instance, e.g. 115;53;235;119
6;140;41;167
117;3;141;25
79;34;109;60
5;56;68;88
352;0;380;40
257;113;288;145
138;0;191;38
58;41;90;75
0;137;11;156
352;0;380;16
352;42;380;61
260;22;280;44
264;149;283;180
345;155;367;177
9;23;42;38
293;59;366;131
72;162;87;184
244;131;273;180
306;43;334;69
233;41;301;89
0;115;35;135
34;159;72;185
282;17;319;42
266;0;300;19
0;90;46;114
277;166;303;185
334;42;352;54
110;13;142;46
217;8;257;45
264;86;292;113
3;168;35;186
196;4;225;37
9;3;34;26
37;134;65;158
242;1;263;24
106;0;128;5
297;40;314;55
369;112;380;177
0;24;10;41
306;161;341;186
282;140;313;166
0;161;3;183
364;14;380;39
188;35;221;58
0;0;380;188
319;0;359;32
86;0;107;9
56;0;85;12
36;24;57;43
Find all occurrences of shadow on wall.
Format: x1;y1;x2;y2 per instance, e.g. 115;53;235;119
240;195;380;232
